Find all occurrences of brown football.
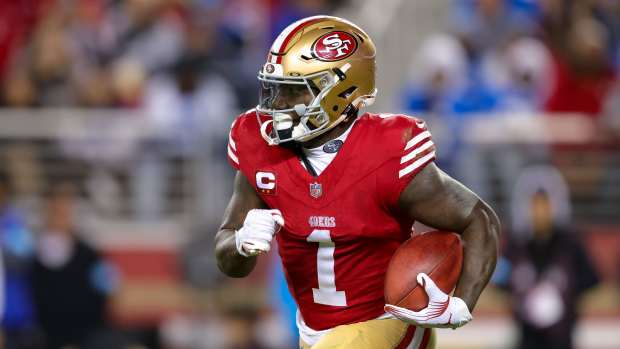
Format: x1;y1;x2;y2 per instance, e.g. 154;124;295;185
385;230;463;311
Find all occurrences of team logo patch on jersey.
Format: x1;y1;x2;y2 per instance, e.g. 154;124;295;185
256;171;277;195
312;31;358;61
323;139;343;153
309;182;322;198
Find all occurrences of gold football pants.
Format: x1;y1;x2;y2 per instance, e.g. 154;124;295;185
299;318;435;349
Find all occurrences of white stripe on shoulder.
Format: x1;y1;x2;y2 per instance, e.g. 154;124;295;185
400;140;434;164
404;130;431;150
228;132;236;151
228;145;239;164
398;151;435;178
378;113;397;119
408;327;425;349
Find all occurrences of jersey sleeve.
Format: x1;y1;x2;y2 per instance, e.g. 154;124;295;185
377;117;436;208
227;118;240;170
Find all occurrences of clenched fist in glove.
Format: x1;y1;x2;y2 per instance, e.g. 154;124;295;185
385;273;473;329
235;209;284;257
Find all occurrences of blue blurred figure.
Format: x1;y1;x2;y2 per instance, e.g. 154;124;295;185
0;173;38;349
269;254;298;347
401;34;469;115
451;0;538;56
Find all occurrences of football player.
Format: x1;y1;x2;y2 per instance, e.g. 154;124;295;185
215;16;500;349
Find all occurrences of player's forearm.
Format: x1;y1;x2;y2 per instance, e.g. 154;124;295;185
215;228;257;278
453;201;500;311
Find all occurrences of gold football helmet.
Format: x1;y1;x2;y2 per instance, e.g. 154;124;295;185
257;15;377;145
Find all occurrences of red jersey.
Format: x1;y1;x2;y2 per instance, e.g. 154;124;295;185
227;111;436;330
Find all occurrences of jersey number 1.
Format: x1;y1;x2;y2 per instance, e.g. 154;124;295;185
307;229;347;306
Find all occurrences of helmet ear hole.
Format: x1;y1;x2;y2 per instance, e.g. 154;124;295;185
338;86;357;99
332;105;339;111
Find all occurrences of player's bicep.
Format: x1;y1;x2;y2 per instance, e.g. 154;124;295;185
398;163;480;232
220;171;268;230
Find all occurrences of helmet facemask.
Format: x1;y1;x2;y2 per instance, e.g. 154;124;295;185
257;68;346;145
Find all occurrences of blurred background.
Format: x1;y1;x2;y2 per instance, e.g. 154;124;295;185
0;0;619;348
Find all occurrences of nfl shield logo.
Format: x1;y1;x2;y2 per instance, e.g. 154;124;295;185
309;182;322;198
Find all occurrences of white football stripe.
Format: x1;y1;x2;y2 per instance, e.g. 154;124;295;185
228;133;236;151
408;327;425;348
271;16;321;53
399;151;435;178
400;139;434;164
228;145;239;164
404;130;431;150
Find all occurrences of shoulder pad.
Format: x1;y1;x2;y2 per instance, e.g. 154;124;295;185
228;109;261;170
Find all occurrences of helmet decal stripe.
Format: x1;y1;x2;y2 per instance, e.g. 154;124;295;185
271;17;325;63
267;53;277;64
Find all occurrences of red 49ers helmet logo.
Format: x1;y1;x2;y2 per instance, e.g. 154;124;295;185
312;31;358;61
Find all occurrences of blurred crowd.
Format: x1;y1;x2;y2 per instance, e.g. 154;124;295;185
400;0;620;214
0;0;346;110
0;0;618;349
402;0;619;119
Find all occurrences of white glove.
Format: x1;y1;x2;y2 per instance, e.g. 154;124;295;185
235;209;284;257
385;273;472;329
